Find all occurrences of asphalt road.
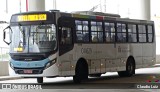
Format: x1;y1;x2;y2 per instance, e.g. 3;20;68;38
1;65;160;92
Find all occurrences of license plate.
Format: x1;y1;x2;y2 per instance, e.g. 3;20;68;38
24;70;33;74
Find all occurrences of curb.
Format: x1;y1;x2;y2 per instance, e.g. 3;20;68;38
0;77;23;81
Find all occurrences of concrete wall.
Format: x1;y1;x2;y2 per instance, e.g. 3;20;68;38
28;0;45;11
0;61;9;76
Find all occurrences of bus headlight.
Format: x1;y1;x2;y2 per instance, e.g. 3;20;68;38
45;59;56;69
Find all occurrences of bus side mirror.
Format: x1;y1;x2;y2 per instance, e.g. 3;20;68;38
3;31;6;40
3;26;12;45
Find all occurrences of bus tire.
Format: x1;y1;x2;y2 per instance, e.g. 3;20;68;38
73;75;81;83
37;77;43;83
73;59;88;83
118;58;135;77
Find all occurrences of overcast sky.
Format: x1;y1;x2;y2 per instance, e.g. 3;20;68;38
46;0;132;19
56;0;100;12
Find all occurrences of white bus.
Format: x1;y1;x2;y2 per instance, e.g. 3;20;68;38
3;10;156;83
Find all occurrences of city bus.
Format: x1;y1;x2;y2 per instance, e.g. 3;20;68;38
3;10;156;83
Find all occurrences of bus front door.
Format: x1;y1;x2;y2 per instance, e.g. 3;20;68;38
58;17;74;76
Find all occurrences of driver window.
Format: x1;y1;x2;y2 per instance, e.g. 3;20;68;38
61;27;72;44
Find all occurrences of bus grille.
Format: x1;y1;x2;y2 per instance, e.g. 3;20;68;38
14;68;44;74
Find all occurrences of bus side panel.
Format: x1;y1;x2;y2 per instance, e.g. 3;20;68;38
153;41;156;64
96;44;116;73
142;43;155;67
116;44;130;69
75;44;97;74
60;49;76;76
90;60;101;74
96;44;116;59
131;44;143;69
100;59;106;73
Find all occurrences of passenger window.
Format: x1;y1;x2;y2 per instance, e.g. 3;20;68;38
105;22;115;42
147;25;153;42
138;25;146;42
116;23;126;42
128;24;137;42
75;20;89;42
91;21;103;42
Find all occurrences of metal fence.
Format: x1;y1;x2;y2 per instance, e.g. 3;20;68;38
0;47;9;61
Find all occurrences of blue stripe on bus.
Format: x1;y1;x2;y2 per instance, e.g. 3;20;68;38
10;58;50;68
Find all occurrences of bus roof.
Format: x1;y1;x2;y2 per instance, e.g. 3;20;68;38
10;10;154;25
72;11;121;18
60;11;154;25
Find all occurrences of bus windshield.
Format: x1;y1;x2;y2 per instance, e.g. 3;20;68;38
10;24;57;53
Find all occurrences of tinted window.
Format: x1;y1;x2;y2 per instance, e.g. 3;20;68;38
147;25;153;42
105;22;115;42
75;20;89;42
116;23;127;42
138;25;146;42
128;24;137;42
91;21;103;42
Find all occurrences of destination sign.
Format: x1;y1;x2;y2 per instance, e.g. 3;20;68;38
17;14;47;22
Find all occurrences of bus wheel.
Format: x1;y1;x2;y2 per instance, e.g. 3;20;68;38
37;77;43;83
118;58;135;77
73;60;88;83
